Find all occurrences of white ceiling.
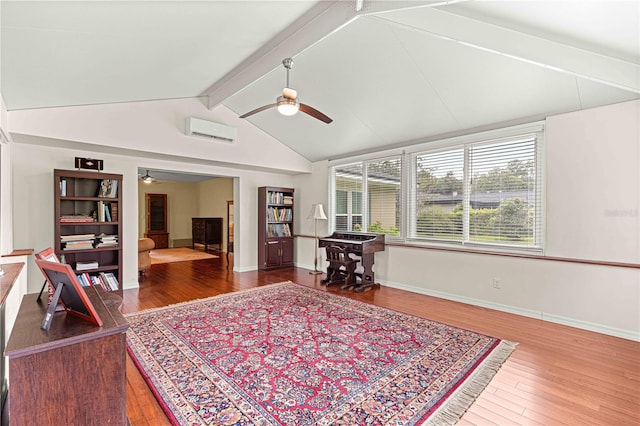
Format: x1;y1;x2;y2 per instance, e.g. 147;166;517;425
2;1;638;162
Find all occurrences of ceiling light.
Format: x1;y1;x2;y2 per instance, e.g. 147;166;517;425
141;170;154;184
276;96;299;116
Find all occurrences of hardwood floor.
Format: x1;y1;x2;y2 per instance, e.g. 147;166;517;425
122;255;640;425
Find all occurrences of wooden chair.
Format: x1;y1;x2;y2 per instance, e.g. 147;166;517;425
322;246;359;288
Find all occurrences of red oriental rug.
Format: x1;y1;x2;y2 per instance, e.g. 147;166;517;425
126;282;516;425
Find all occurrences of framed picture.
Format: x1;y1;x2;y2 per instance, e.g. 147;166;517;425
35;259;103;328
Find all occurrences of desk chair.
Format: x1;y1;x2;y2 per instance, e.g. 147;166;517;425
322;246;359;288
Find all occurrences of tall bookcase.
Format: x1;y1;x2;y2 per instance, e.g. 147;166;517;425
258;186;294;270
54;169;122;289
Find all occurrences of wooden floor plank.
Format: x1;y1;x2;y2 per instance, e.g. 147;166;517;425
121;255;640;425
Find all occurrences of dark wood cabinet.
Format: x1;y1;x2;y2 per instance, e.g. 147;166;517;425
145;193;169;249
5;288;129;425
192;217;222;251
54;169;122;287
258;186;294;270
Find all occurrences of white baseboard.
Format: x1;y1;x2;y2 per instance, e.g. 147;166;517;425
380;279;640;342
234;265;257;273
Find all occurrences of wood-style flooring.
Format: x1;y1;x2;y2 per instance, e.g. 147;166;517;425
122;254;640;425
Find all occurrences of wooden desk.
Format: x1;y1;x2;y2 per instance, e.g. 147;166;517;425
5;287;129;425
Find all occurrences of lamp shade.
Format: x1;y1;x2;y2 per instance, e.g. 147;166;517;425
308;203;327;220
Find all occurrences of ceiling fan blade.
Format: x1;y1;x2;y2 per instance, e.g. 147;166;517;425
239;103;277;119
299;103;333;124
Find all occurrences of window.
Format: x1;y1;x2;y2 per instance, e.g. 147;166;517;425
410;136;542;249
331;157;402;236
329;123;544;251
334;164;363;232
367;157;402;236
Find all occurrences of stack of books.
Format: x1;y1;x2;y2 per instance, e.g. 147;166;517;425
60;215;94;223
61;234;95;250
95;233;118;248
76;260;99;271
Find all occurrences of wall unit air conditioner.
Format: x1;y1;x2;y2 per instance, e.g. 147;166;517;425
185;117;237;142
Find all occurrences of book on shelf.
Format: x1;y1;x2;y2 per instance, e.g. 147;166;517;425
111;203;118;222
267;207;292;222
61;233;95;242
76;260;99;271
60;179;67;196
100;272;119;291
95;233;118;248
104;203;112;222
97;201;105;222
95;274;108;291
62;236;95;250
267;223;291;237
283;195;293;205
60;215;94;223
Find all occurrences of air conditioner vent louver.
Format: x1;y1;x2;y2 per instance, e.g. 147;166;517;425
185;117;237;142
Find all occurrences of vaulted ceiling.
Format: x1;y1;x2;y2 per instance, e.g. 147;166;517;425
2;1;638;162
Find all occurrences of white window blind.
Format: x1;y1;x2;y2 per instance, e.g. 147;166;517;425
468;137;538;246
411;149;464;241
409;135;542;249
334;163;363;232
366;157;402;236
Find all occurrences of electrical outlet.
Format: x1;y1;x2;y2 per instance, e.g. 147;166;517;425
492;278;501;289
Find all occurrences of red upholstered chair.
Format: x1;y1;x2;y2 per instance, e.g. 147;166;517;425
138;238;155;277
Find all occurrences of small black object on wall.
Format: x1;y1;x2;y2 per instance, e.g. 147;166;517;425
75;157;103;171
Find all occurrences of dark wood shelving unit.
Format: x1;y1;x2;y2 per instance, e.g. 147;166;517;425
54;169;122;288
258;186;294;270
5;287;129;425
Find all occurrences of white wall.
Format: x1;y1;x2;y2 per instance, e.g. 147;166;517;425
0;96;13;257
8;99;310;175
293;160;329;270
294;100;640;340
546;100;639;263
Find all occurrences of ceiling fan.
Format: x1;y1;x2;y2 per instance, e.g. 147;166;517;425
239;58;332;124
140;170;155;184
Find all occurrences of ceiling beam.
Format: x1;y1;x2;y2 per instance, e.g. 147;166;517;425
204;1;436;109
373;7;640;94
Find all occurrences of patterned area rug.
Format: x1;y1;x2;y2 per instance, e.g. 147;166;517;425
126;282;516;425
150;247;218;265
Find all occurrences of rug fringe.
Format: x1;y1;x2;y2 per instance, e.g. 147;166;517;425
424;340;518;426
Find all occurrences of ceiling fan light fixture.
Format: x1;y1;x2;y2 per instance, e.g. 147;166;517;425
276;96;299;116
141;170;154;184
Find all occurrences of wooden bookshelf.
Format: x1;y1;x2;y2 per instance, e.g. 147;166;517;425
54;169;122;289
258;186;294;270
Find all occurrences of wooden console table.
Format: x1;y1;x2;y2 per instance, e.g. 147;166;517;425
192;217;222;252
5;287;129;425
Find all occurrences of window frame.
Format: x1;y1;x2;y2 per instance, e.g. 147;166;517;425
328;122;545;254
